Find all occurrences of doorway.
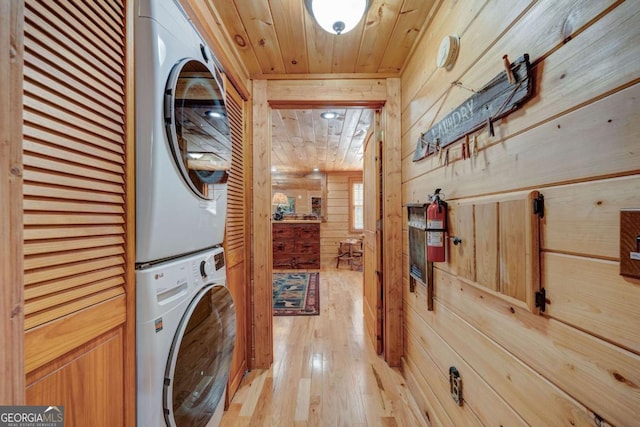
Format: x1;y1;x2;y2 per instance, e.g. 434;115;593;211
270;107;372;267
269;107;371;352
250;78;403;369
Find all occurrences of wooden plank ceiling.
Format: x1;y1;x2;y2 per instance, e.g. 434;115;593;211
188;0;440;172
271;108;372;173
208;0;439;75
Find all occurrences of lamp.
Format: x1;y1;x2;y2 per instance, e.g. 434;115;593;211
272;192;289;220
304;0;371;35
272;192;289;207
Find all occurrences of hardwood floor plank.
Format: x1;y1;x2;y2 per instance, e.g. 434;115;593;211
238;369;268;417
250;376;275;425
295;378;311;421
222;268;427;426
220;403;241;427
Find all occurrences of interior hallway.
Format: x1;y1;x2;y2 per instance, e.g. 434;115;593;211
221;268;426;426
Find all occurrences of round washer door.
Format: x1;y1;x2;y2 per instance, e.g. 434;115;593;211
163;284;236;427
165;59;231;199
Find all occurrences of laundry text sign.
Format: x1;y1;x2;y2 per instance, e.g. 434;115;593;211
413;54;533;161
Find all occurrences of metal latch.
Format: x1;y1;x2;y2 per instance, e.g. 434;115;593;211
535;288;547;312
533;193;545;218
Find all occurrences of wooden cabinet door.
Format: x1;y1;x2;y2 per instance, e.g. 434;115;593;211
224;77;249;402
22;0;133;425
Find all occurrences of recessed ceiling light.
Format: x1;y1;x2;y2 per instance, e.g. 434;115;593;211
205;110;223;118
313;167;320;172
320;111;337;120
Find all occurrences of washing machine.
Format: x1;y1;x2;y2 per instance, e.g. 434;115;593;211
137;246;235;427
135;0;232;264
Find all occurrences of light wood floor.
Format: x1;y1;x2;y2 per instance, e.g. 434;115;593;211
220;268;427;426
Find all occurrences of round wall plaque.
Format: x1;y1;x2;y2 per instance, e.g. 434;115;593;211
436;35;460;69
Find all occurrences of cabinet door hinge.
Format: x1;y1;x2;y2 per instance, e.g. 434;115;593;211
535;288;546;312
533;193;545;218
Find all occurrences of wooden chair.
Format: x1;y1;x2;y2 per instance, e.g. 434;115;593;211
350;238;363;271
336;241;353;268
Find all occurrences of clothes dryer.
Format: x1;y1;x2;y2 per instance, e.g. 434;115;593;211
136;0;232;264
137;247;235;427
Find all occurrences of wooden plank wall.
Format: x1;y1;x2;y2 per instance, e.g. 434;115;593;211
0;0;25;405
21;1;134;425
400;1;639;426
320;171;363;268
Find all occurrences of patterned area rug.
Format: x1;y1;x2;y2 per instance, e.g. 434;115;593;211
272;272;320;316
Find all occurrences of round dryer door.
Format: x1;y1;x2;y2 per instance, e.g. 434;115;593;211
163;284;236;427
165;59;232;199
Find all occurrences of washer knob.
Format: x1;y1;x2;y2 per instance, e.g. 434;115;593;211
200;257;213;278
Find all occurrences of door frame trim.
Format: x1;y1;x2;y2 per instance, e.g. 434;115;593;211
0;0;25;405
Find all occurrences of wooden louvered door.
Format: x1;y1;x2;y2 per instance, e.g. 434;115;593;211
22;1;134;426
224;77;250;402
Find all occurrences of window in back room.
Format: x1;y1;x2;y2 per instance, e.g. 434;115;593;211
350;177;364;232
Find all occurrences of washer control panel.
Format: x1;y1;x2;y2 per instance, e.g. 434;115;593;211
200;257;213;278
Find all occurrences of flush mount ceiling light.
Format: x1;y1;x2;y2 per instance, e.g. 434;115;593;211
320;111;338;119
304;0;371;35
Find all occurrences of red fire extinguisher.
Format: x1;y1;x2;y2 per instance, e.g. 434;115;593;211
427;188;447;262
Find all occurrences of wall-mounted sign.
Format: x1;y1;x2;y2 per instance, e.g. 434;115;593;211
413;54;533;162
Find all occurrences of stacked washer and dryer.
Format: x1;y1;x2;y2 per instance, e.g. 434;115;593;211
135;1;236;426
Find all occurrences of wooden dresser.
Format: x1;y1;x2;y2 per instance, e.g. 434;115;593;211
272;221;321;269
